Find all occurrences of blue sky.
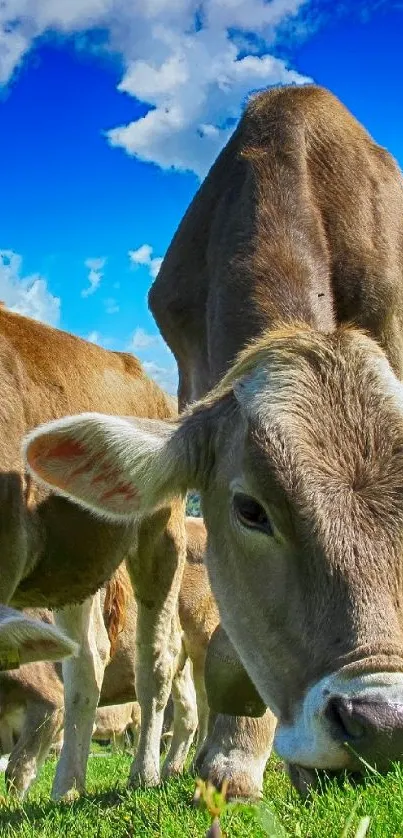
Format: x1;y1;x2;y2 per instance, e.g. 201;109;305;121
0;0;401;393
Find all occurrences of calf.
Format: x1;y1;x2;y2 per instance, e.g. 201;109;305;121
0;606;77;671
0;306;192;799
3;518;259;796
92;703;141;751
25;85;403;794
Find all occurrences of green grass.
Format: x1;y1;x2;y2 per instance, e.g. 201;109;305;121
0;751;402;837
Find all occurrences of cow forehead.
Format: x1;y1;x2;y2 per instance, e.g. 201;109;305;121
224;434;403;605
215;338;403;542
245;383;403;499
234;332;403;464
194;328;403;531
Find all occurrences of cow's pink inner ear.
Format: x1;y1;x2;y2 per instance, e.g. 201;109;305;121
26;430;142;515
26;434;89;487
43;439;87;460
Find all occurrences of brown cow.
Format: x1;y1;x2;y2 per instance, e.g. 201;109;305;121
24;84;403;795
0;517;249;797
0;607;77;671
0;305;196;800
92;703;141;751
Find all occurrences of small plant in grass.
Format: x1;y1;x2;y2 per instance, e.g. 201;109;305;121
194;776;372;838
194;778;228;836
194;777;287;837
339;796;371;838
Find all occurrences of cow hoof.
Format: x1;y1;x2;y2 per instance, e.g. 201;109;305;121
196;754;262;801
6;762;39;798
193;773;261;803
160;761;185;780
52;786;81;803
128;775;160;790
128;764;160;789
4;777;25;799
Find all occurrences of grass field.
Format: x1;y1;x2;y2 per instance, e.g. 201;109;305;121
0;751;402;837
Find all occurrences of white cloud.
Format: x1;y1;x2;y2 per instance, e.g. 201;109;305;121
129;244;163;279
85;329;115;348
82;256;105;298
143;360;178;396
0;249;60;326
108;27;311;177
86;329;101;344
0;0;312;176
127;324;177;392
105;297;119;314
128;327;160;351
149;257;163;279
128;244;153;266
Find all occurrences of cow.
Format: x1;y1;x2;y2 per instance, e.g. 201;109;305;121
0;606;77;672
0;606;77;775
1;702;141;759
0;305;205;800
24;84;403;796
92;703;141;751
2;517;268;797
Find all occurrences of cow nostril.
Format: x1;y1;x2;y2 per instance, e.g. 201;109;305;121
325;696;365;742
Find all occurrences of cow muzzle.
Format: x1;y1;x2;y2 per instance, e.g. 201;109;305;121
275;671;403;775
325;693;403;766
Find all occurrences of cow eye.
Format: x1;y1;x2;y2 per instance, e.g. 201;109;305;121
233;493;273;536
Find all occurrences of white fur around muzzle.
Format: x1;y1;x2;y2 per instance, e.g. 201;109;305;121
274;671;403;769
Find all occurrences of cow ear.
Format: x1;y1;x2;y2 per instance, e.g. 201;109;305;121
24;398;232;520
24;413;182;520
0;606;79;668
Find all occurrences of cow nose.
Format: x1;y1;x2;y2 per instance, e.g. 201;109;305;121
325;696;366;742
325;695;403;764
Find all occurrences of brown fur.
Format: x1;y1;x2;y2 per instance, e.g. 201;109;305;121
103;565;133;657
149;84;403;402
0;517;218;792
147;84;403;781
179;518;218;673
92;703;140;750
0;306;175;609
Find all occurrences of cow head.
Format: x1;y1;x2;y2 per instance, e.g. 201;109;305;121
0;606;78;667
24;325;403;780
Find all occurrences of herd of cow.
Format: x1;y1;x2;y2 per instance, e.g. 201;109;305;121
0;82;403;807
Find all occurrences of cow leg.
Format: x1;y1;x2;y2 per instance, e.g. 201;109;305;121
161;635;198;778
6;705;63;797
130;702;141;752
117;732;127;751
127;500;186;788
191;657;210;759
51;594;110;801
111;732;121;752
195;711;277;801
0;717;17;756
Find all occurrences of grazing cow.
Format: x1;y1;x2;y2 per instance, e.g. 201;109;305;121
0;305;197;800
1;518;245;796
25;84;403;796
92;703;140;751
0;607;77;770
0;606;77;671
